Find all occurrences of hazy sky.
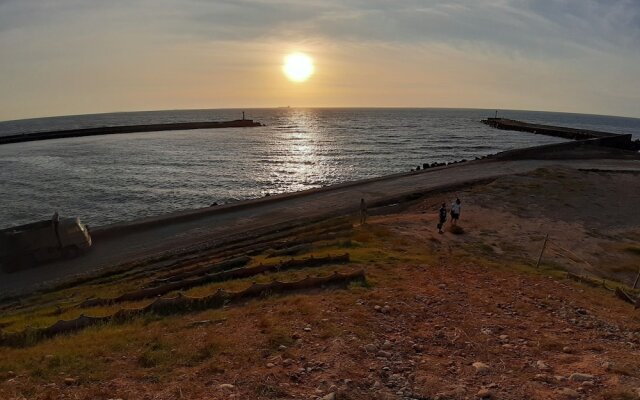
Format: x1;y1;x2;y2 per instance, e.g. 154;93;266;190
1;0;639;121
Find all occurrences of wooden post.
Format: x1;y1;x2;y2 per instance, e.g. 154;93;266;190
633;267;640;289
536;234;549;268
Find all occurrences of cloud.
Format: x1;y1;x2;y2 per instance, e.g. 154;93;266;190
0;0;639;119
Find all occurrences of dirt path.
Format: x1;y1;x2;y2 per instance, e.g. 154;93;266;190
2;158;639;296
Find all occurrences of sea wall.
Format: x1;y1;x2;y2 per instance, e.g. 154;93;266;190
0;119;262;145
482;117;639;151
494;135;639;160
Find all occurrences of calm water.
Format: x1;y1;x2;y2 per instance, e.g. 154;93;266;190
1;108;638;228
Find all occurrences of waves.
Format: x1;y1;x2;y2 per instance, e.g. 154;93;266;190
0;108;638;228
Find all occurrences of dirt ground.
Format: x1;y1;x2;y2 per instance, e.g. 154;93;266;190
1;167;640;400
413;167;640;284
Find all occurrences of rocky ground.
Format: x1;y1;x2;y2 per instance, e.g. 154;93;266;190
1;167;639;400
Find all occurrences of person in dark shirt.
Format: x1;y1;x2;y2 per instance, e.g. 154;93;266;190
437;203;447;234
52;211;62;248
360;198;367;225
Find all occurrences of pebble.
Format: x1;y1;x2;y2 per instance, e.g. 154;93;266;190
266;363;275;368
476;388;493;398
569;373;595;382
562;346;572;353
219;384;235;390
319;393;336;400
374;305;382;312
382;305;391;314
377;350;392;358
64;378;76;386
536;360;551;371
556;388;579;398
381;340;393;350
364;344;377;352
283;359;294;367
304;327;312;332
472;362;491;375
533;374;551;382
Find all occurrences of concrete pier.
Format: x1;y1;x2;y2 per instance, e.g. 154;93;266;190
0;119;263;145
481;117;639;151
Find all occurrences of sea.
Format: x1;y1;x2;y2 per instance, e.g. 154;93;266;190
1;108;639;229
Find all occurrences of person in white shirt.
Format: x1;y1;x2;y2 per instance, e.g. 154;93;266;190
450;198;461;225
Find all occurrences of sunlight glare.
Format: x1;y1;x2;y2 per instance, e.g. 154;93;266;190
283;53;314;82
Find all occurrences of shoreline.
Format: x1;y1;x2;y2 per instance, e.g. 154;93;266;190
2;123;640;297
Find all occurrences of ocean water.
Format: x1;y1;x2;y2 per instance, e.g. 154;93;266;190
0;108;638;228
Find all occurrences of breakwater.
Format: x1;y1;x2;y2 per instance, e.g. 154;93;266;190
0;119;262;145
481;117;640;151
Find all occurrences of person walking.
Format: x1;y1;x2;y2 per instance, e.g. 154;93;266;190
52;211;62;249
360;198;368;225
450;198;461;225
437;203;447;234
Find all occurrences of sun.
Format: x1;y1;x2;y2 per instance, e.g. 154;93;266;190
283;53;314;82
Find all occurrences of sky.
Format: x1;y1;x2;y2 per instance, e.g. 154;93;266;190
0;0;639;121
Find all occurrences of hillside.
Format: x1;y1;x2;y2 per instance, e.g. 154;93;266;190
1;167;639;400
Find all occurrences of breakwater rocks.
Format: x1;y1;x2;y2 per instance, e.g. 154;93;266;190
0;119;263;145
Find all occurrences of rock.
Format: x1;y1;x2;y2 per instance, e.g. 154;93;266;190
581;380;594;387
569;373;595;382
64;378;77;386
533;374;551;382
283;359;294;367
190;320;212;327
364;344;377;352
6;371;15;378
278;345;287;350
472;362;491;375
382;305;391;314
374;305;382;312
219;384;235;390
476;388;493;398
304;327;312;332
536;360;551;371
377;350;392;358
381;340;393;350
319;393;336;400
266;363;275;368
556;388;579;398
498;335;509;341
562;346;572;354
